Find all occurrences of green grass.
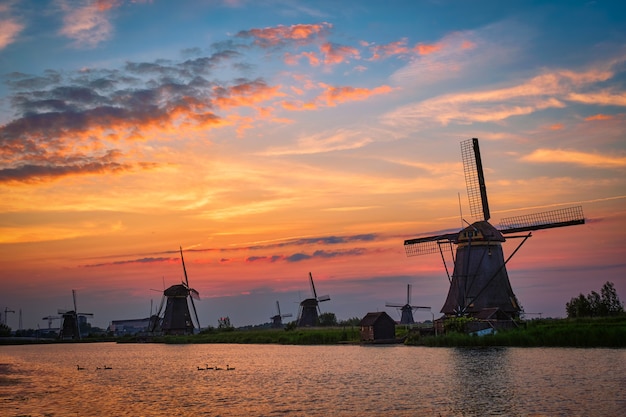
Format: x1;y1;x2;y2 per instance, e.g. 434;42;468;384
406;316;626;347
5;317;625;348
121;327;362;345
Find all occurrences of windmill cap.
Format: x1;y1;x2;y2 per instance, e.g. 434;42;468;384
456;221;505;243
164;284;193;296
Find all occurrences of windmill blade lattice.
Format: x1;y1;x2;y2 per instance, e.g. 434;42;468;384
499;206;584;234
404;233;457;257
461;138;490;221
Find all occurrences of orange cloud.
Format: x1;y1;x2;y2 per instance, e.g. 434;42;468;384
239;23;331;48
522;148;626;168
316;84;394;107
95;0;122;11
585;114;614;121
320;42;360;65
369;39;410;60
212;80;285;109
284;51;321;66
414;42;442;55
549;123;564;130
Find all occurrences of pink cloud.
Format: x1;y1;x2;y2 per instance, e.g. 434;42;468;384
0;18;24;49
320;42;360;65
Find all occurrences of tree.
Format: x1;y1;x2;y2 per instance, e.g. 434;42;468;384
566;294;592;318
601;281;624;315
566;281;624;318
217;316;234;331
318;312;337;326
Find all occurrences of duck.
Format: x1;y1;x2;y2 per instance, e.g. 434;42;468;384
77;365;85;370
226;365;235;371
205;365;214;370
197;366;205;371
104;365;112;370
96;366;102;370
214;365;223;370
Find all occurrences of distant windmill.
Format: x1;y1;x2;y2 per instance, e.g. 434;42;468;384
58;290;93;340
270;301;293;328
386;284;431;324
297;272;330;327
151;247;201;335
404;138;585;320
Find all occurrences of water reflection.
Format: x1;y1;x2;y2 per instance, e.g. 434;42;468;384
0;343;624;416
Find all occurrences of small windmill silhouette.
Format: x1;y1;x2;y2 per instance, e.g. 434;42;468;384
386;284;431;324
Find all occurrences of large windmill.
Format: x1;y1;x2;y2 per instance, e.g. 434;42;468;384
270;301;293;328
297;272;330;327
404;138;585;321
151;247;201;335
58;290;93;340
386;284;431;325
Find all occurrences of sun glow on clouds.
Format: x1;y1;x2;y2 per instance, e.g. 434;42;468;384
523;149;626;168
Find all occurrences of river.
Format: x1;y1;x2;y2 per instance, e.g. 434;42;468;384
1;343;624;416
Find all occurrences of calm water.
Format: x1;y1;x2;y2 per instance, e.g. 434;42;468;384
0;343;624;416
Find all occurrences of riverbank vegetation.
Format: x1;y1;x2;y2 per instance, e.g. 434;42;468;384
405;316;626;348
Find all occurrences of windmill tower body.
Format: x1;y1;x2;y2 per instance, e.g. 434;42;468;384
59;312;80;340
404;138;585;323
58;290;93;340
297;298;320;327
442;222;519;316
399;306;415;324
297;273;330;327
161;284;195;335
154;247;201;335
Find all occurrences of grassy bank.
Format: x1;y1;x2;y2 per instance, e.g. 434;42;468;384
4;317;625;347
120;326;362;345
406;317;626;348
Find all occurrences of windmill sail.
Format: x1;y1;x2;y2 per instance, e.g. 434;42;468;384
461;138;490;221
499;206;584;234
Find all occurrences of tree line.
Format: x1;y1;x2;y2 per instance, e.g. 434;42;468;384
566;281;624;318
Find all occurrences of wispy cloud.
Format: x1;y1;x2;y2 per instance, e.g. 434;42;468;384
56;0;121;48
522;149;626;168
382;62;623;128
81;256;177;268
236;22;331;48
0;17;23;50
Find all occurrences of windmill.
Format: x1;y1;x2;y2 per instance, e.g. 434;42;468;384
404;138;585;321
151;247;201;335
270;301;293;328
297;272;330;327
386;284;431;325
58;290;93;340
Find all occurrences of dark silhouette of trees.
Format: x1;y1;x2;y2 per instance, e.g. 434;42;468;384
566;281;624;318
318;312;337;326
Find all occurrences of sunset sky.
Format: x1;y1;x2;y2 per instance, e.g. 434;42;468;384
1;0;625;331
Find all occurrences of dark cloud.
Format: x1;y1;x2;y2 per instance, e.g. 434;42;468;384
5;70;62;90
285;253;311;262
81;257;175;268
0;48;248;183
0;150;130;184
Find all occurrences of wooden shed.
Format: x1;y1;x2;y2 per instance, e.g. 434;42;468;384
359;311;396;342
